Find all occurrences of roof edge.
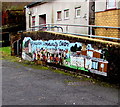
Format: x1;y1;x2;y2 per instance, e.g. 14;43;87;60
26;2;41;8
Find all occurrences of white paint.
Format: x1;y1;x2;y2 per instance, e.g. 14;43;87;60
90;69;107;76
25;0;93;34
95;0;120;12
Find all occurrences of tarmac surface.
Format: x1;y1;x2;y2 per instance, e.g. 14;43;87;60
2;59;119;105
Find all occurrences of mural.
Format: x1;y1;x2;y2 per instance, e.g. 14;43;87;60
22;37;109;76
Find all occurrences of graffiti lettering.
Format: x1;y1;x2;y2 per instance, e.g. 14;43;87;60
31;42;43;45
59;41;69;47
43;42;58;47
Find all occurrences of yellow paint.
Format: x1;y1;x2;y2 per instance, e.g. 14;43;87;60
95;9;120;38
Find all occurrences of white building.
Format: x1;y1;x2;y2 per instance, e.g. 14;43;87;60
95;0;120;12
25;0;95;34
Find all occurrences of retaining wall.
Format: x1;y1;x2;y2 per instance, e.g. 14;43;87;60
18;31;120;82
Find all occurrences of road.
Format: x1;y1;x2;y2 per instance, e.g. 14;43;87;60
2;59;119;105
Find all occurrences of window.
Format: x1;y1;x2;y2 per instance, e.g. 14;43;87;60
39;14;46;25
57;11;62;20
107;0;116;9
75;7;81;17
92;61;98;70
64;9;69;19
32;16;35;26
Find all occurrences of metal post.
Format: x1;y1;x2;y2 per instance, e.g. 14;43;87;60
57;27;59;32
90;26;92;35
48;24;50;31
17;40;19;56
66;25;68;33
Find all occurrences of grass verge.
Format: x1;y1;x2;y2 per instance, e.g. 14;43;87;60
0;47;21;62
0;46;119;88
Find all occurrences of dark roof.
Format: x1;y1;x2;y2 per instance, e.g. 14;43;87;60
26;0;52;8
26;2;40;8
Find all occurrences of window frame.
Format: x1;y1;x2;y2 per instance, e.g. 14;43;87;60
75;7;81;18
57;11;62;21
64;9;69;20
32;16;35;26
106;0;116;10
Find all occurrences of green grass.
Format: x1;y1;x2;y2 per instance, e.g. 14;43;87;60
0;47;11;55
0;46;20;62
22;62;49;70
0;47;118;88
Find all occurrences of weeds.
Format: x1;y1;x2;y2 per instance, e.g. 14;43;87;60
0;46;119;88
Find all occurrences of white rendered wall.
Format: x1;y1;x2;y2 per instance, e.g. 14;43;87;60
25;0;91;34
95;0;120;12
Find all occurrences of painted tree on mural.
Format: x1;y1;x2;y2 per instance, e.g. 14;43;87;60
71;44;82;52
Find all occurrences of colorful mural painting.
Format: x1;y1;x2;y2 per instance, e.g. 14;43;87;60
22;37;108;76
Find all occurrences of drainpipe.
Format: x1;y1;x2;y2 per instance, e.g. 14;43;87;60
87;0;90;35
29;14;31;29
25;6;32;31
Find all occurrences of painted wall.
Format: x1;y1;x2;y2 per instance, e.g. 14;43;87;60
95;0;120;12
11;30;120;81
22;37;109;76
25;0;92;34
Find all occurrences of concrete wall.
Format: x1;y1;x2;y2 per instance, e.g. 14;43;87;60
20;31;120;80
25;0;92;34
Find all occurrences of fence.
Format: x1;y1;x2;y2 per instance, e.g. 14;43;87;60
26;24;120;42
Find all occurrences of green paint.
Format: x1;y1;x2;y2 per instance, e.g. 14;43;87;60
64;58;89;72
64;65;89;72
65;58;70;62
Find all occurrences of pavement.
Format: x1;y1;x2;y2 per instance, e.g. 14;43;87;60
2;59;119;105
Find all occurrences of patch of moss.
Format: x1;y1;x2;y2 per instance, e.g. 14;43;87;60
21;61;49;71
0;47;118;88
0;47;11;55
0;47;21;62
52;69;72;76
